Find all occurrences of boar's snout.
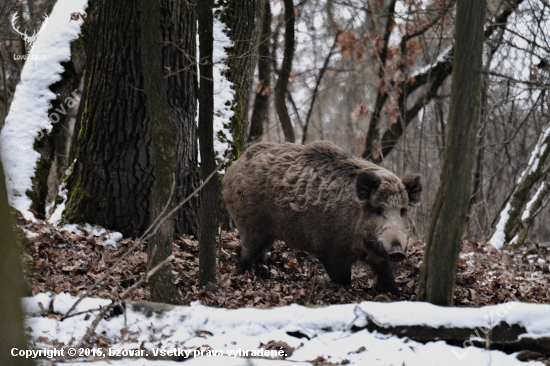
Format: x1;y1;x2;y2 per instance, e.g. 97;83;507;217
387;241;406;262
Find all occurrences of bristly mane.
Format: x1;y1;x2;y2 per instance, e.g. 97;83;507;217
242;141;405;211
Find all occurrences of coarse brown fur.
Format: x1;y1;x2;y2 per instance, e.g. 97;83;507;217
222;141;422;294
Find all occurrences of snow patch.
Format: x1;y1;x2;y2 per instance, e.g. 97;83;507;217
48;164;73;224
489;202;511;249
22;293;550;365
0;0;88;220
521;182;546;221
411;45;453;77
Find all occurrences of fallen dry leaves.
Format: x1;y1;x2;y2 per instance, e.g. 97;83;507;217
17;220;550;308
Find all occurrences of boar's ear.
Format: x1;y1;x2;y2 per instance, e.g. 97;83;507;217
356;171;381;201
402;174;422;206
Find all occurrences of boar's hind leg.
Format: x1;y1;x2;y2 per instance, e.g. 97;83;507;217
369;259;399;295
237;231;274;275
320;256;352;286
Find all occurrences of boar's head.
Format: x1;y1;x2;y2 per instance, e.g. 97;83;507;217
355;171;422;262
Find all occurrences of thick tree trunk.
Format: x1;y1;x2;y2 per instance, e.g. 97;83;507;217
418;0;486;306
248;0;272;144
64;0;198;238
64;0;154;237
274;0;295;143
0;164;33;366
222;0;265;155
198;0;218;287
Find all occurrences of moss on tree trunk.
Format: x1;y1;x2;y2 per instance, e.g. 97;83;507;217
418;0;486;306
64;0;198;238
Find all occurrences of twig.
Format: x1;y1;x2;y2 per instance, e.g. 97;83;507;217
121;255;175;299
142;164;221;242
74;256;175;347
60;307;103;320
217;225;222;269
302;32;339;144
62;164;221;320
74;302;113;349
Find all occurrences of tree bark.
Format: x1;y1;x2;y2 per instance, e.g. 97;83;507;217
64;0;154;237
274;0;295;143
248;0;272;144
222;0;265;154
198;0;218;287
31;40;86;219
64;0;198;238
513;180;550;246
491;123;550;246
139;0;197;305
0;0;57;130
363;0;396;162
0;164;33;366
418;0;486;306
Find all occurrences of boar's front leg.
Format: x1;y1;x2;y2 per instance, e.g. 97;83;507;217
368;258;400;295
319;254;353;286
236;230;274;276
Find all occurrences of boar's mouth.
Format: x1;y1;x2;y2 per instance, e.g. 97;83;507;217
387;245;406;262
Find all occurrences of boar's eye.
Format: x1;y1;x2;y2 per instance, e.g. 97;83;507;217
371;206;383;216
400;207;408;217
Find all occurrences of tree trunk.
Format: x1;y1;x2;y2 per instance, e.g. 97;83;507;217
248;0;272;144
0;164;33;366
490;123;550;247
1;0;63;218
0;0;57;130
222;0;266;155
363;0;396;162
64;0;198;238
513;180;550;246
274;0;295;143
31;41;86;219
139;0;197;305
64;0;153;237
418;0;486;306
361;0;523;163
198;0;218;288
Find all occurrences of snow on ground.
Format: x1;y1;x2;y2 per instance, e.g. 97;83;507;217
0;0;87;220
23;293;548;365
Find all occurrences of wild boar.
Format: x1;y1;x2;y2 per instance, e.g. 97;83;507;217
222;141;421;294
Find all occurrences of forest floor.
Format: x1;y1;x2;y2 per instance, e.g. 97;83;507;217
19;219;550;308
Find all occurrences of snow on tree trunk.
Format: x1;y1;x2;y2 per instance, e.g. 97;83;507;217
0;0;87;220
490;123;550;249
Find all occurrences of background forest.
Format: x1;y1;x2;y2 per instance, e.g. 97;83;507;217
1;0;549;249
1;0;550;364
